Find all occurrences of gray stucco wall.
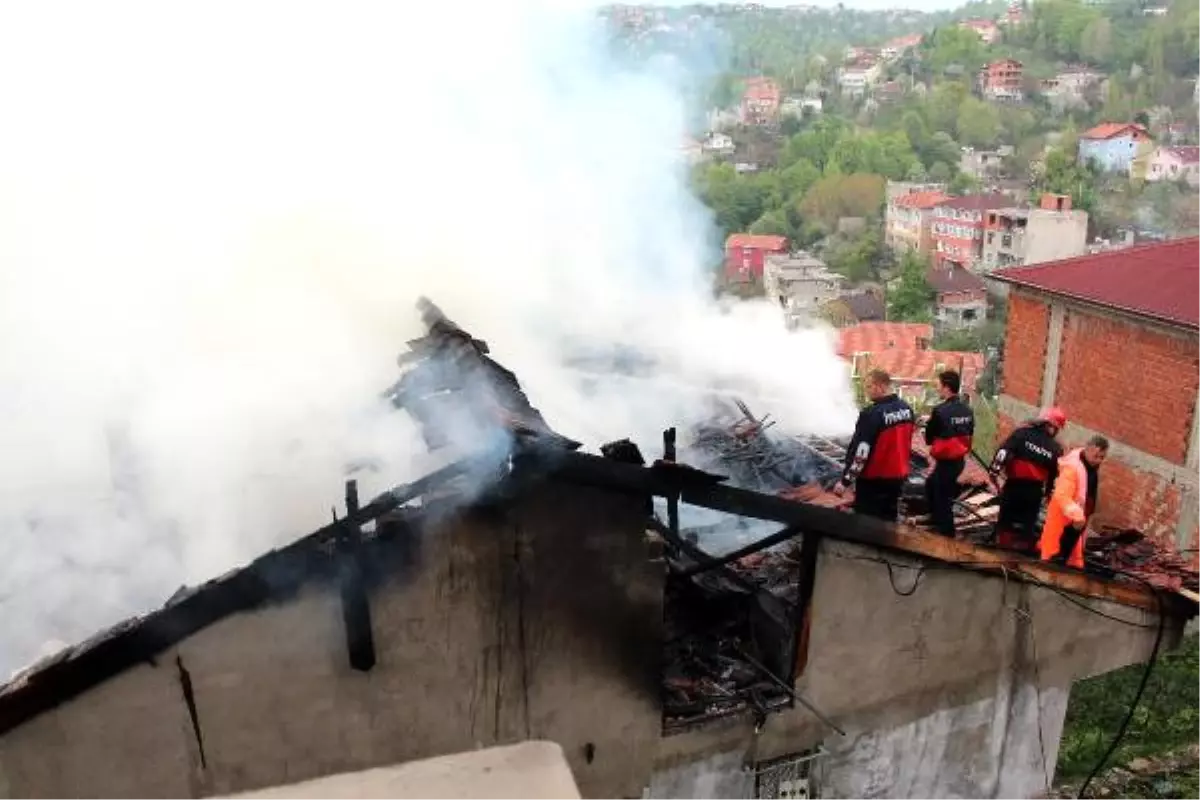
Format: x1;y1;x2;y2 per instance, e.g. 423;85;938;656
0;501;1179;799
648;538;1170;800
0;481;662;799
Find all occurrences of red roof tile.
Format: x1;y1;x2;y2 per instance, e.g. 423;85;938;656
726;233;788;251
990;237;1199;329
837;322;932;357
894;190;950;209
851;349;985;389
1081;122;1150;140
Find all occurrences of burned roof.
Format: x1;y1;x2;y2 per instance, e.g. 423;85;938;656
0;298;1194;739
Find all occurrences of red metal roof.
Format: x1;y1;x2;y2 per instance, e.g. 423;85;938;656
725;233;788;251
927;264;987;294
990;237;1200;329
1081;122;1149;140
935;193;1013;212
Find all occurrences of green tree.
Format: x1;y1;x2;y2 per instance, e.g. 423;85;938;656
929;161;953;182
797;172;886;228
956;98;1002;148
888;252;935;322
1080;17;1113;64
780;158;821;201
1037;148;1097;216
749;209;792;237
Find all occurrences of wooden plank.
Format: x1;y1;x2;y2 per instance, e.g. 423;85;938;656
963;493;996;507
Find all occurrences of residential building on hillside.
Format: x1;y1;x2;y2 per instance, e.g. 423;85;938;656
837;59;883;98
880;33;921;60
741;77;781;125
781;96;823;118
931;193;1013;270
702;131;735;155
724;232;788;284
981;194;1090;274
762;251;845;328
886;180;947;203
1145;146;1200;188
960;146;1014;181
959;18;1000;43
820;289;887;327
928;264;989;329
885;188;950;255
1077;122;1153;174
837;322;986;401
1001;0;1025;26
989;238;1199;549
979;59;1024;103
1040;67;1103;109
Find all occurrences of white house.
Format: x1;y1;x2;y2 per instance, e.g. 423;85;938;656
1145;146;1200;188
702;132;735;156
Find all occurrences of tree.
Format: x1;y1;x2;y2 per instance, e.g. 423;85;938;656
749;209;791;237
956;98;1002;148
1036;148;1098;216
780;158;821;201
888;252;935;322
827;227;887;283
949;171;981;195
797;172;886;228
1080;17;1114;64
929;161;952;182
906;161;930;181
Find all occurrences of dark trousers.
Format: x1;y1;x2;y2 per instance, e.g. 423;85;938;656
854;478;904;522
995;481;1044;555
926;459;965;537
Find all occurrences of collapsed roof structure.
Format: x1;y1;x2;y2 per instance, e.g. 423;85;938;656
0;298;1195;799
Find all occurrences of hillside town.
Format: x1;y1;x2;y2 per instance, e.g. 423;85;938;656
0;2;1197;799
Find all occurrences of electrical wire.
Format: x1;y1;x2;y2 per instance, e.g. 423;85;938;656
1075;564;1166;799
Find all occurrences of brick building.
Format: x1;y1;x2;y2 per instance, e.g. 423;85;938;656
741;77;781;125
724;233;788;284
979;59;1024;103
990;238;1199;551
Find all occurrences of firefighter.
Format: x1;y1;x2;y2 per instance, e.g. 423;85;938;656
1040;435;1109;568
834;368;916;522
923;370;975;537
989;407;1066;556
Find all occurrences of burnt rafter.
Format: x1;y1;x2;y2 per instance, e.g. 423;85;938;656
383;297;580;452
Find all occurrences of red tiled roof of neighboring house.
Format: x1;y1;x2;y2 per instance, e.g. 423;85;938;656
927;264;987;294
1081;122;1150;140
895;190;950;209
935;193;1012;212
1160;146;1200;165
849;349;985;389
726;233;788;250
989;237;1199;329
837;322;933;357
961;18;998;30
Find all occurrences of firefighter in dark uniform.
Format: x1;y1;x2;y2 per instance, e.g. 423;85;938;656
923;370;975;537
834;368;916;522
989;407;1066;556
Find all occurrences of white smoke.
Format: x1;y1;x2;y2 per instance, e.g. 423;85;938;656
0;1;855;674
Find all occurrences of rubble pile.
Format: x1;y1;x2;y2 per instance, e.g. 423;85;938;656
662;576;792;730
1086;528;1199;593
685;400;843;494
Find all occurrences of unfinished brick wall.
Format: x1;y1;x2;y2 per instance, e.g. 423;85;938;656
1000;293;1049;406
1055;310;1199;464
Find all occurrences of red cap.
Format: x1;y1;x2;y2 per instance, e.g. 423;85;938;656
1039;407;1068;428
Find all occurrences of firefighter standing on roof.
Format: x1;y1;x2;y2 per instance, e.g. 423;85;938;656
989;407;1065;555
834;368;915;522
1040;435;1109;568
923;370;974;537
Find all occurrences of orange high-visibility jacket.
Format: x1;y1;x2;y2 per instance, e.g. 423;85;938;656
1038;448;1091;568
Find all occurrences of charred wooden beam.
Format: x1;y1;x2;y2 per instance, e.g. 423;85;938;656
338;480;376;672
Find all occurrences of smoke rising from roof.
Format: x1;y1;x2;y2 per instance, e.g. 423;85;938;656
0;2;854;674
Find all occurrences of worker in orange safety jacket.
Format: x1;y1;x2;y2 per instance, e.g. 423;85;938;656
1039;435;1109;568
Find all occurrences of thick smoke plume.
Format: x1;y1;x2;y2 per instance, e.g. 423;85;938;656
0;2;855;674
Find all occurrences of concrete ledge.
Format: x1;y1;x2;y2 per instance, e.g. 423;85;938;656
998;394;1199;492
222;742;582;799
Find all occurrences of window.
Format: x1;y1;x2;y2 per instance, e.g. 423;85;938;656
753;749;827;799
963;308;978;321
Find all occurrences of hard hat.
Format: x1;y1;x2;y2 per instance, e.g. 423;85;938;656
1039;407;1068;428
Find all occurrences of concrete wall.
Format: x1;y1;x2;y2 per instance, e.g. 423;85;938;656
648;538;1169;800
0;481;663;799
997;287;1200;549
